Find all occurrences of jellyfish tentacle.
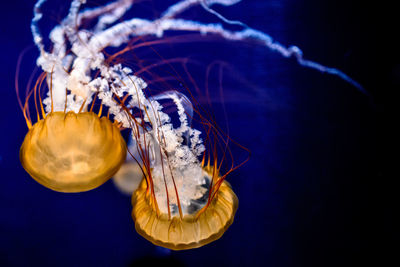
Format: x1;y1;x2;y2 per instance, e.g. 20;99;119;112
79;0;134;33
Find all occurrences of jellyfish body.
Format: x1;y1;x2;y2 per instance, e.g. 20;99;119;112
131;167;238;250
113;161;143;195
20;111;127;192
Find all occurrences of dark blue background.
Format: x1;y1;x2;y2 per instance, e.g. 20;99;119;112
0;0;395;266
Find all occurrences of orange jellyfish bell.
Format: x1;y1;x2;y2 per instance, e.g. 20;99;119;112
131;166;238;250
20;111;127;193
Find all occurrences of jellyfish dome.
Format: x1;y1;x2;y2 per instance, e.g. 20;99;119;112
20;111;126;192
132;166;238;250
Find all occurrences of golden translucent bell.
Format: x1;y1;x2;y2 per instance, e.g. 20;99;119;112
131;174;238;250
20;111;127;192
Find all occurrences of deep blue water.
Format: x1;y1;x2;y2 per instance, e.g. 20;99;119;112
0;0;394;266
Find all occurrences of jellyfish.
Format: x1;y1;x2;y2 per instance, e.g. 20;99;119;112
23;0;364;250
113;161;143;195
112;134;145;195
19;110;127;193
19;23;127;193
